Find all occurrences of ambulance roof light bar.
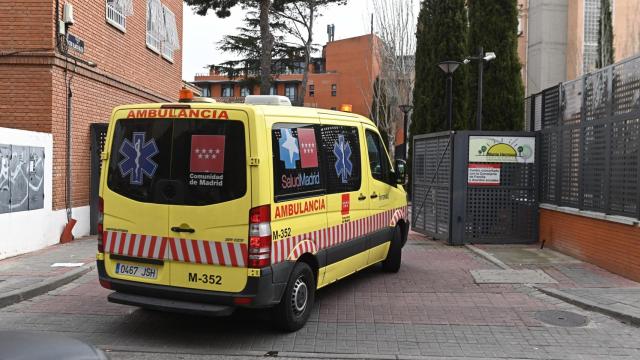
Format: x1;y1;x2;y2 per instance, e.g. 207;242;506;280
244;95;292;106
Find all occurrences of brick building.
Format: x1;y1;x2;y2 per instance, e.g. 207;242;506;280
0;0;182;245
193;34;382;120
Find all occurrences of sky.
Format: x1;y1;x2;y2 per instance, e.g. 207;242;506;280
181;1;419;81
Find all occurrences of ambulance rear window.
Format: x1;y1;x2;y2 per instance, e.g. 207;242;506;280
107;118;246;205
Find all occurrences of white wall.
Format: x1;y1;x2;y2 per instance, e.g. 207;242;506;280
0;127;91;260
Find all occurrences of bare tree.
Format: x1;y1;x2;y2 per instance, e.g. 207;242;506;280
365;0;416;159
271;0;347;106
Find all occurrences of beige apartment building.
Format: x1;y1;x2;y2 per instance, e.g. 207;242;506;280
525;0;640;96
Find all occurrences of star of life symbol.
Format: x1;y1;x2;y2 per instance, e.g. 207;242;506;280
118;132;159;185
279;128;299;170
333;134;353;183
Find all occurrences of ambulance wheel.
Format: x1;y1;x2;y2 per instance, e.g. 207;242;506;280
272;262;315;332
382;226;402;273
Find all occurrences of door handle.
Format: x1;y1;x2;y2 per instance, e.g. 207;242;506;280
370;192;378;199
358;194;367;201
171;226;195;233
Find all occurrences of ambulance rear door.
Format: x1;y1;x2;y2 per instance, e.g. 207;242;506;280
166;108;252;293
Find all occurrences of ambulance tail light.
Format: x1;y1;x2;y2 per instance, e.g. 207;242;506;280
97;197;104;252
248;205;271;268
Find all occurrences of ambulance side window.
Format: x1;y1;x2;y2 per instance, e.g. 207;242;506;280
272;123;325;202
365;130;393;185
320;125;362;194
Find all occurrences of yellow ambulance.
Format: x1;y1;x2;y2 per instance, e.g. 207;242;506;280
96;91;409;331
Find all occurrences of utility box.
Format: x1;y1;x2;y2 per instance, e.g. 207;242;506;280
412;131;538;245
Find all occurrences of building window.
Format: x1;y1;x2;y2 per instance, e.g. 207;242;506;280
309;84;315;97
161;5;179;62
106;0;132;32
146;0;163;53
285;84;297;102
331;84;337;97
240;86;252;97
221;85;234;97
201;86;211;97
270;85;277;95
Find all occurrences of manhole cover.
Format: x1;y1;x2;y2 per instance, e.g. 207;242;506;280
535;310;588;327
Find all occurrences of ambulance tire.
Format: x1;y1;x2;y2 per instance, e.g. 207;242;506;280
272;262;315;332
382;226;402;273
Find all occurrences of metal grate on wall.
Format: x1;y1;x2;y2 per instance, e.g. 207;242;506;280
526;55;640;220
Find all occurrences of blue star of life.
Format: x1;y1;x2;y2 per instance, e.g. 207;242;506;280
118;132;159;185
333;134;353;183
279;128;300;170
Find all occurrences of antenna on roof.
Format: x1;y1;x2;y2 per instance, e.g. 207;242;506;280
371;13;374;34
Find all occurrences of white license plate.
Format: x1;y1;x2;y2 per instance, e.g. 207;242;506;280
115;263;158;279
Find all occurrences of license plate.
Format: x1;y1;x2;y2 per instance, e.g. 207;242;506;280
115;263;158;279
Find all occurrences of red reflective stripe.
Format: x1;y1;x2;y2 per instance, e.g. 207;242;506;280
191;240;202;264
180;238;190;262
228;243;239;267
214;242;226;266
147;236;157;258
109;232;117;253
117;232;127;254
159;237;168;259
203;241;214;264
127;234;137;256
168;238;178;261
136;236;146;257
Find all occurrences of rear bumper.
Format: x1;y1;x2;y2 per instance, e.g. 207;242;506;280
97;259;292;313
108;292;235;316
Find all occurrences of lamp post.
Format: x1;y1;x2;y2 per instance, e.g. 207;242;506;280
437;61;462;131
463;47;496;130
399;104;413;160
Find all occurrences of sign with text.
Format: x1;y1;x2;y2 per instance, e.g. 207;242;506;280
468;164;501;186
469;136;535;163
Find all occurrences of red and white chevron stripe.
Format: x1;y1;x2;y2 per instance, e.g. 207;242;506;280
271;206;408;264
167;238;247;267
104;231;168;260
103;231;247;267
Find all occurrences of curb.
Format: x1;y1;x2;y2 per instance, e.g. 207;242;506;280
534;286;640;327
464;244;511;270
103;345;533;360
0;263;94;309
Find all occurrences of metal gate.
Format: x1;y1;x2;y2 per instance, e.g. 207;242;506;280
412;131;538;245
89;123;108;235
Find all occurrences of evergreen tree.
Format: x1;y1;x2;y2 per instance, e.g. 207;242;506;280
185;0;275;94
467;0;524;131
214;10;304;86
410;0;468;139
597;0;615;69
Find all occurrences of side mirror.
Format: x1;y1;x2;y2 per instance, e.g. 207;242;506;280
394;159;407;185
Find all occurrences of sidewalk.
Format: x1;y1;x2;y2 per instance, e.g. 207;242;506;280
0;237;96;308
469;243;640;326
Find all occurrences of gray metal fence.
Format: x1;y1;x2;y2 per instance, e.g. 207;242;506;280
411;132;452;241
527;55;640;220
412;131;538;245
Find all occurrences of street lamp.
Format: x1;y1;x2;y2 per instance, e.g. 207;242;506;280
463;47;497;130
437;60;462;131
399;104;413;160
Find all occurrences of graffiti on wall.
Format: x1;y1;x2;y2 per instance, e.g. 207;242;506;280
0;144;45;214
